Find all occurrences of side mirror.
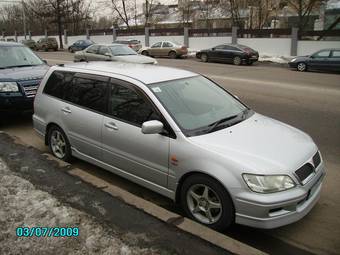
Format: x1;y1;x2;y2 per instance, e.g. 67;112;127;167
212;48;215;51
42;60;48;64
142;120;164;134
310;55;314;59
104;52;112;57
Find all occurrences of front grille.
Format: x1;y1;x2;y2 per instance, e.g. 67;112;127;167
295;163;314;183
313;151;321;168
18;80;41;98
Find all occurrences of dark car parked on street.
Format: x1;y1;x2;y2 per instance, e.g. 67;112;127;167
288;48;340;72
36;37;58;51
0;42;49;113
196;44;259;65
68;40;94;53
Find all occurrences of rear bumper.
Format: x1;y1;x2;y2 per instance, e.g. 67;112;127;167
233;164;325;229
0;96;34;112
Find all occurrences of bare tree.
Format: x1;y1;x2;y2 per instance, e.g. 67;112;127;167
111;0;134;29
285;0;323;31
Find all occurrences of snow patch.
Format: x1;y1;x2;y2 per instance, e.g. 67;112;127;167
0;159;158;255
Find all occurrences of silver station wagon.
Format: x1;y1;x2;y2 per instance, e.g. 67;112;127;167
33;62;325;230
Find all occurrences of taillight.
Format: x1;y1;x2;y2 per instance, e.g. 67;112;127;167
128;44;132;48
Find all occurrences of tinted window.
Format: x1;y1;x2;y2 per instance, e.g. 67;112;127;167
64;74;109;113
86;45;100;54
162;42;173;48
331;50;340;57
313;50;331;58
43;71;75;98
225;46;238;51
151;42;162;48
109;81;159;126
109;45;137;56
214;45;225;50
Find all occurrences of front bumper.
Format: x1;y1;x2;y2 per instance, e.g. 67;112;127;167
0;95;34;112
288;62;298;68
232;163;325;229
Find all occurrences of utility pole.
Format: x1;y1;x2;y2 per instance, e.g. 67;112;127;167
22;0;27;39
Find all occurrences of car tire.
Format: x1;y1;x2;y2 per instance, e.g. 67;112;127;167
180;174;234;231
141;50;149;56
297;62;307;72
47;125;72;162
169;51;177;59
201;53;208;62
233;56;242;65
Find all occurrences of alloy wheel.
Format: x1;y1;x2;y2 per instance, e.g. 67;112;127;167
297;62;307;72
50;130;66;159
186;184;223;224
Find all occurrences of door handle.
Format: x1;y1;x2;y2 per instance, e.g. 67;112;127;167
61;107;71;114
105;122;118;130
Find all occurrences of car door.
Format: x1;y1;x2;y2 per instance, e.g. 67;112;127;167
161;41;173;56
84;45;101;61
329;50;340;71
101;79;169;187
309;50;331;70
149;42;162;56
96;46;112;61
209;45;223;60
74;41;82;51
60;72;109;160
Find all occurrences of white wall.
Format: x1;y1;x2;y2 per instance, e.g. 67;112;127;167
189;36;232;50
149;35;184;46
12;33;340;56
238;38;291;56
297;41;340;56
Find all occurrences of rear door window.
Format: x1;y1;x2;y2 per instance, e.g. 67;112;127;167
86;45;100;54
331;50;340;58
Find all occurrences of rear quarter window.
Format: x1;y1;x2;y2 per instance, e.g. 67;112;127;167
43;71;75;99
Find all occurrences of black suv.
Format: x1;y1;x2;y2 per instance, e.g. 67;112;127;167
0;42;49;113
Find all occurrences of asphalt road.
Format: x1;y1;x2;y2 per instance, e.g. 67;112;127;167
2;51;340;255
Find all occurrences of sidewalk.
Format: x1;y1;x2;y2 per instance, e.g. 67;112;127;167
0;132;230;255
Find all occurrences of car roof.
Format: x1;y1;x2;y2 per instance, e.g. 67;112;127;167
60;61;198;84
0;41;24;47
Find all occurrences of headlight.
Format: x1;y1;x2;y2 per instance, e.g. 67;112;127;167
242;174;296;193
153;60;158;65
0;82;19;92
290;58;297;62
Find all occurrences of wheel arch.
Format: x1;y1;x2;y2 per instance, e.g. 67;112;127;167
45;122;63;145
175;170;235;208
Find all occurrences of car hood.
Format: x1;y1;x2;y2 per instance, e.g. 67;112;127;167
0;65;49;81
113;55;156;64
188;113;317;174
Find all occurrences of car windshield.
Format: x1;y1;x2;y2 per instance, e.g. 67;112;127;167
0;46;44;68
148;76;251;136
109;45;137;56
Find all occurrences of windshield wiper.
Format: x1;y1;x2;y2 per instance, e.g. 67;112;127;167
4;64;35;68
206;115;238;133
206;109;249;134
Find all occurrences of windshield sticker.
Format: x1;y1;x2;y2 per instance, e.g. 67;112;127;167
152;87;162;93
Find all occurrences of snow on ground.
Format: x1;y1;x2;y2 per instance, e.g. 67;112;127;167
0;159;158;255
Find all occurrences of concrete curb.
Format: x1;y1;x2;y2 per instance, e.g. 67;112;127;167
42;153;266;255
